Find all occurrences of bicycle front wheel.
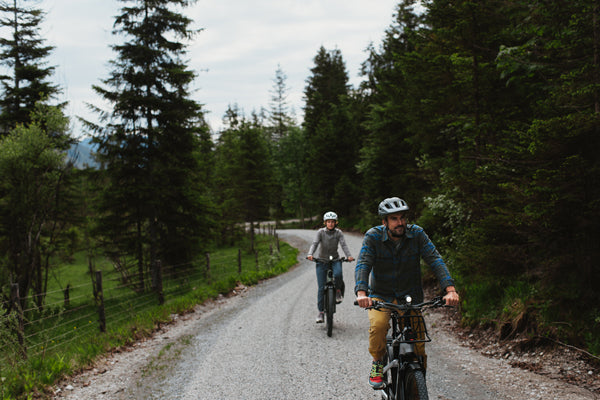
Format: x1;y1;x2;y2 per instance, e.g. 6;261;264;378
403;369;428;400
326;286;335;337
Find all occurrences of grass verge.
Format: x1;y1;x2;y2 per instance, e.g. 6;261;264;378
0;234;298;399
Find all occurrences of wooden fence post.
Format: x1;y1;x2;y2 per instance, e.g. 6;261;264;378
64;284;71;308
205;252;211;283
10;283;26;359
95;271;106;333
250;221;255;253
255;250;259;270
238;249;242;274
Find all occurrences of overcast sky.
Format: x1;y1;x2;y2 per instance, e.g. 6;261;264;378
39;0;400;138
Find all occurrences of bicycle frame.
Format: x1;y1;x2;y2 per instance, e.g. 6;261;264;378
368;297;447;400
384;310;430;400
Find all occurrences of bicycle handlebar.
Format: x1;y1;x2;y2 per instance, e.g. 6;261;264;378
307;257;351;263
354;296;452;310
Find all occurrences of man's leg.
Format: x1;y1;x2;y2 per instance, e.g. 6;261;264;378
367;299;390;388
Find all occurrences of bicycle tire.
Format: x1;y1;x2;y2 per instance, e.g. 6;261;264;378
326;286;335;337
403;369;428;400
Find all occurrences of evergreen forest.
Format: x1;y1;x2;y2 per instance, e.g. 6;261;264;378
1;0;599;371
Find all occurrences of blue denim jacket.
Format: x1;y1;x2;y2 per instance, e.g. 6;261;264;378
354;224;454;303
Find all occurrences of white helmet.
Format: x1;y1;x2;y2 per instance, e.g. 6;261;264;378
323;211;338;221
378;197;409;216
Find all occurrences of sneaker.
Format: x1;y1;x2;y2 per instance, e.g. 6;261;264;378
316;312;324;323
336;289;343;304
369;360;384;389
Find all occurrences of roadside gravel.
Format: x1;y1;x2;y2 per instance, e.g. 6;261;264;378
52;229;599;400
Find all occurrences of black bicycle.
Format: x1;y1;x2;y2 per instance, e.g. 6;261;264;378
311;256;348;337
359;296;450;400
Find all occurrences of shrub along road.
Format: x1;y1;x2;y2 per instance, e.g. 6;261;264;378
53;230;596;399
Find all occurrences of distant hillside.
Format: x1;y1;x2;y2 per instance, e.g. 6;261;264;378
68;138;99;169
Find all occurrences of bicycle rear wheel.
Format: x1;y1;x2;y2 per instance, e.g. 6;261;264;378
326;286;335;337
403;369;428;400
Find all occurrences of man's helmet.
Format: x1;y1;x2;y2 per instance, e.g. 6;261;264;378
323;211;338;221
378;197;409;216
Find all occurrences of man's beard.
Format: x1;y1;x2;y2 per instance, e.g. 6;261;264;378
389;225;405;238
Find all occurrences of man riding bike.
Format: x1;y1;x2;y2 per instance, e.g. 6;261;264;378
354;197;460;388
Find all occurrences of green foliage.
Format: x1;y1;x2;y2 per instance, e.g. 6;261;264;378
585;310;600;355
0;104;73;308
459;278;503;326
213;113;275;228
354;0;600;355
273;126;311;219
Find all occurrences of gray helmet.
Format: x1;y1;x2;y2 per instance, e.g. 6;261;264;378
323;211;338;221
378;197;409;216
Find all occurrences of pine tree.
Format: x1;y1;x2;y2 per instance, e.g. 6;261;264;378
268;64;295;140
273;126;310;222
86;0;213;278
213;107;274;242
357;1;433;213
303;46;359;214
0;0;59;136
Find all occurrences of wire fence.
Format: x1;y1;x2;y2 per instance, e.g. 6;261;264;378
0;226;283;365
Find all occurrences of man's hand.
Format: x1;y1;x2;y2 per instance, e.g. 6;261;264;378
443;286;460;306
355;290;372;308
307;255;313;261
347;256;355;262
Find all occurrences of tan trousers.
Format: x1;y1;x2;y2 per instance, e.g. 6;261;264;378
368;298;427;370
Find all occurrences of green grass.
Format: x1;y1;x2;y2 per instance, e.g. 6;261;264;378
0;234;298;399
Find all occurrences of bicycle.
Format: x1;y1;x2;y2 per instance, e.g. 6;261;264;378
310;256;348;337
356;296;451;400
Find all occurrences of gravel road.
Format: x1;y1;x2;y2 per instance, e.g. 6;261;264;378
53;229;598;400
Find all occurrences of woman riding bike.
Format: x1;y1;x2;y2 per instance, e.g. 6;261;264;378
307;211;354;323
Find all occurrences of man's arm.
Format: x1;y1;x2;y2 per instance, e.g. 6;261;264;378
354;229;376;305
417;228;460;306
